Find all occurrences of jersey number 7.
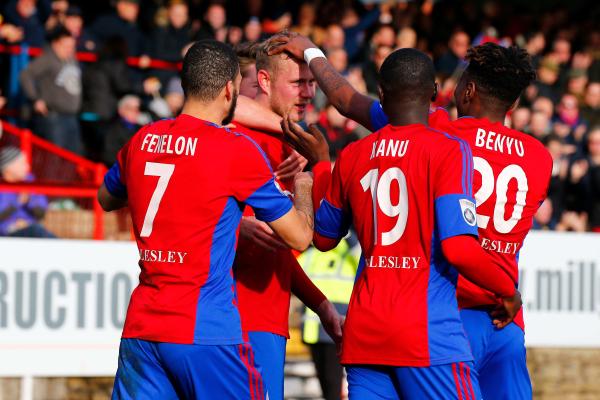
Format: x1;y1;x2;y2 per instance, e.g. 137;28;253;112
140;162;175;237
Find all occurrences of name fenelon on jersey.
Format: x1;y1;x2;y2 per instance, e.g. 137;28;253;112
141;133;199;156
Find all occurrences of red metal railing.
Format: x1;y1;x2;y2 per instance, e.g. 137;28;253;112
0;120;108;239
0;44;182;71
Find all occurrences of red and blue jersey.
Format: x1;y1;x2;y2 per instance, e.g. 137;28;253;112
103;114;293;345
317;122;478;366
429;109;552;329
232;123;296;338
370;102;552;330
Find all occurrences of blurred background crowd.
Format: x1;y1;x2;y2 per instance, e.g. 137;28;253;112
0;0;598;234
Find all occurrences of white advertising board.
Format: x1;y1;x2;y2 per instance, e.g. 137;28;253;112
0;232;598;377
518;231;600;347
0;238;138;377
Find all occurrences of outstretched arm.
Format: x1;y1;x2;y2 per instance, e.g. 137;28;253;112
234;95;283;133
269;35;376;131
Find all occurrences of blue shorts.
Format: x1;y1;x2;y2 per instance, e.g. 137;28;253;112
247;331;287;400
112;338;265;400
460;308;532;400
347;362;482;400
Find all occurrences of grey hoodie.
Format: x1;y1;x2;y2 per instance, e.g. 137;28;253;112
20;47;82;114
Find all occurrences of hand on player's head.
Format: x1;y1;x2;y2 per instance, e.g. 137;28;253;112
281;115;330;166
267;33;317;62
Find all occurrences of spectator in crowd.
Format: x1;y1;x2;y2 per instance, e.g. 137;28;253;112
0;146;55;238
534;57;561;104
4;0;49;47
540;134;569;230
320;24;344;54
581;82;600;127
396;26;417;49
527;111;552;140
150;0;193;87
197;3;227;42
20;26;82;154
569;128;600;232
339;4;381;62
363;44;392;95
435;30;469;77
102;95;141;167
63;5;95;52
243;16;261;42
292;2;316;38
554;93;587;151
44;0;68;31
532;96;555;119
524;31;545;68
90;0;146;57
511;107;531;132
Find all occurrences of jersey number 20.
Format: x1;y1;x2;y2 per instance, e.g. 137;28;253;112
473;157;528;234
360;167;408;246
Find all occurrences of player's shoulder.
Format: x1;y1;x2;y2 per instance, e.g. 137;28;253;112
500;124;552;164
423;123;470;151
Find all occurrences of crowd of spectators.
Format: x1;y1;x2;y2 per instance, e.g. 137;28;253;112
0;0;598;232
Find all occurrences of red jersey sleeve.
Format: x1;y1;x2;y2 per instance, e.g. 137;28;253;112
432;134;479;240
314;148;351;240
312;161;333;211
229;134;293;223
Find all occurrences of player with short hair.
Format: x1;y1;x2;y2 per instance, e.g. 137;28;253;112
232;34;343;400
273;35;549;400
98;39;315;400
284;47;522;399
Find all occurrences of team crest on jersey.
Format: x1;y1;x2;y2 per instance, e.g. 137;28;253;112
459;199;477;226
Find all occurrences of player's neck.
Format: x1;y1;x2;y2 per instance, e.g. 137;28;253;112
253;93;271;110
474;110;506;125
387;109;429;127
181;101;226;126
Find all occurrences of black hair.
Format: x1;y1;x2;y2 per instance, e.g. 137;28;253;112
378;48;435;103
181;40;239;101
465;43;536;108
46;25;72;43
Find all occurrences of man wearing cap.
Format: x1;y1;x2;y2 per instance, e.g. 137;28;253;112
0;146;55;238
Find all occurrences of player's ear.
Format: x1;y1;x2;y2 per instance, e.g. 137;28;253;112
465;81;476;102
225;80;234;101
377;85;384;103
431;82;438;102
257;69;271;97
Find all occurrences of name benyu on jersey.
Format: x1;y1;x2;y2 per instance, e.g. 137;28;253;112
475;128;524;157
